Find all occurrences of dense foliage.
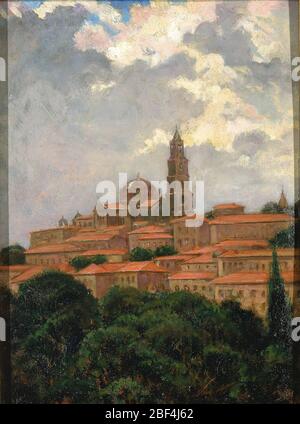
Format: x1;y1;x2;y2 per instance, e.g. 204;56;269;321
69;255;107;270
129;246;176;261
0;244;25;265
11;273;293;404
11;271;98;403
261;201;294;215
154;245;177;257
269;225;295;248
129;247;154;261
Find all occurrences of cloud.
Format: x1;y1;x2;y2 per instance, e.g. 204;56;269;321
7;1;294;245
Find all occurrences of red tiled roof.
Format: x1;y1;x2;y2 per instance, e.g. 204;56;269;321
170;214;208;224
26;243;81;255
79;249;128;256
10;263;75;284
66;233;117;242
216;239;269;249
138;233;173;240
182;245;223;255
155;255;193;261
0;264;32;272
76;263;125;275
129;225;169;235
77;261;168;275
212;271;300;285
183;254;214;264
213;203;244;210
220;248;299;258
209;213;292;225
118;261;168;273
169;272;215;281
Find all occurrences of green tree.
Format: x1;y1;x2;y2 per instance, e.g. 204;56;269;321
0;244;25;265
11;270;98;404
129;247;154;261
269;225;295;248
154;245;177;257
70;254;106;270
267;250;292;349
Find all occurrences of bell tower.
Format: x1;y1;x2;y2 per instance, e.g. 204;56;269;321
167;127;189;216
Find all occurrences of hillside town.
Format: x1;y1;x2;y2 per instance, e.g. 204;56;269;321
2;130;298;318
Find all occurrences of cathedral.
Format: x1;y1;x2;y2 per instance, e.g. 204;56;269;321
60;128;191;230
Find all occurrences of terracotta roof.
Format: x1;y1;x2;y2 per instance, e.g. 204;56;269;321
169;272;215;281
79;249;128;257
0;264;32;272
170;214;208;224
216;239;269;249
138;233;173;240
183;254;214;264
77;261;168;275
117;261;168;273
155;255;193;261
26;243;81;255
220;248;300;258
129;225;169;235
30;226;78;234
212;271;300;285
10;263;75;285
209;213;292;225
76;263;125;275
182;246;223;255
213;203;244;210
66;233;118;242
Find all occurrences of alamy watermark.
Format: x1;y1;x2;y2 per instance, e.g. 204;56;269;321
0;317;6;342
96;173;204;227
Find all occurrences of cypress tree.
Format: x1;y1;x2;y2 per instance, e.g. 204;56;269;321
268;249;292;349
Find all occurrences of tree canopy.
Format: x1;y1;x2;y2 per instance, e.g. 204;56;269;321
11;270;98;403
0;244;25;265
269;225;295;248
12;279;293;404
129;247;154;261
154;245;177;257
69;254;107;270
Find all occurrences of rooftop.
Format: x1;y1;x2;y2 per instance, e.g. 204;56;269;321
212;271;300;285
138;233;173;240
209;213;293;225
216;239;269;249
213;203;244;210
79;249;128;256
169;272;215;281
26;243;81;255
129;225;169;235
220;248;300;258
77;261;168;275
183;254;214;264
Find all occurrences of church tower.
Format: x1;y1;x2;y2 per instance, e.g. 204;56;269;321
278;187;288;210
167;128;190;216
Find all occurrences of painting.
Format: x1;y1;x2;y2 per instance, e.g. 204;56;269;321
0;0;299;405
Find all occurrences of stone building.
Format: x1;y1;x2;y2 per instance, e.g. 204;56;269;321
168;272;215;299
217;248;300;276
25;243;82;265
181;253;218;275
137;233;174;250
209;213;292;244
171;215;210;251
78;248;128;263
77;261;169;298
213;203;245;217
65;232;127;250
30;226;79;248
128;225;170;251
212;271;300;318
154;254;193;272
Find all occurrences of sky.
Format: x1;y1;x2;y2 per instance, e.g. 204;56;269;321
7;0;294;246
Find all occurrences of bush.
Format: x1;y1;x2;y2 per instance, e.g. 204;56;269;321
154;245;177;257
0;244;25;265
129;247;154;261
70;255;107;270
